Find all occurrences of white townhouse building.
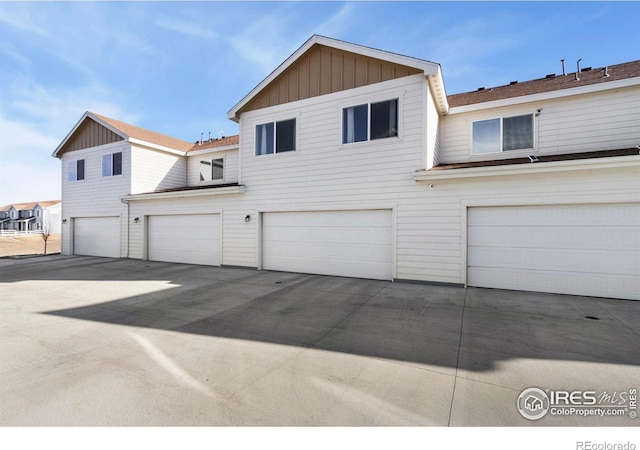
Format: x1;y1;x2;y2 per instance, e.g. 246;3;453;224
0;200;61;233
52;35;640;300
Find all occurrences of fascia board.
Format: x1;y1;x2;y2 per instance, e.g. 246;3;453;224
448;77;640;115
128;138;188;156
187;144;239;156
122;185;246;201
413;155;640;182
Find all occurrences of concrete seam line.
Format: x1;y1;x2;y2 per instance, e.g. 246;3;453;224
447;287;467;426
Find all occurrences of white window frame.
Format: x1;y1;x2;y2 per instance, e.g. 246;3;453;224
341;98;400;145
471;113;536;156
67;159;85;182
199;157;225;182
255;118;297;157
102;152;123;177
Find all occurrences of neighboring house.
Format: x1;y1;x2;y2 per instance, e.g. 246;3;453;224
0;201;61;233
52;35;640;301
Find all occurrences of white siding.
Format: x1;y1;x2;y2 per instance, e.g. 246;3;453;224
60;142;131;256
439;85;640;164
130;145;186;193
187;150;239;186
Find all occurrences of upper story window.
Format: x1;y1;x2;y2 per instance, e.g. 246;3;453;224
36;210;40;217
102;152;123;177
255;119;296;156
343;99;398;144
200;158;224;181
68;159;85;182
472;114;534;155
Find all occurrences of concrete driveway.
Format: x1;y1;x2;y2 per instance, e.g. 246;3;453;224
0;256;638;426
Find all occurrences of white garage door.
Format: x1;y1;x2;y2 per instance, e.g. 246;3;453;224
148;214;221;266
74;217;120;258
467;204;640;300
262;210;393;280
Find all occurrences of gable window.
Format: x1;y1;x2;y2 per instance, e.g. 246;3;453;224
102;152;123;177
343;99;398;144
68;159;85;182
472;114;534;155
255;119;296;156
200;158;224;181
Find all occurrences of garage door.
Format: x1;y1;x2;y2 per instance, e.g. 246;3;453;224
467;204;640;300
74;216;120;258
262;210;392;280
148;214;221;266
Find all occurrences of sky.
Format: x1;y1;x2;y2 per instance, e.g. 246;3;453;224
1;1;639;206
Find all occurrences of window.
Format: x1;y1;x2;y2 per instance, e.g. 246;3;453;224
36;210;40;217
343;99;398;144
102;152;122;177
255;119;296;156
68;159;85;181
472;114;534;154
200;158;224;181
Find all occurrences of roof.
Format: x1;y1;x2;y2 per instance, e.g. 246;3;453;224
53;112;194;157
0;200;60;211
188;135;239;152
448;60;640;108
91;113;194;152
228;34;446;120
429;148;639;171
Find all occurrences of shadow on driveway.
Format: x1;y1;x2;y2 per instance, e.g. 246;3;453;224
8;256;635;373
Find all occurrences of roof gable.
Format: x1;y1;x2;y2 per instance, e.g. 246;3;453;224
53;112;193;158
228;35;443;120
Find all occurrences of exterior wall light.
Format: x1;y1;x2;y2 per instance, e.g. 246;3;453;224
134;217;140;223
244;215;251;223
62;219;67;224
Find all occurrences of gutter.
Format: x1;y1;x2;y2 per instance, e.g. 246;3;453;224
413;155;640;182
122;184;246;202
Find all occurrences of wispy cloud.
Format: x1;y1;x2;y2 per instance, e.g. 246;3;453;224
155;16;219;41
0;3;48;36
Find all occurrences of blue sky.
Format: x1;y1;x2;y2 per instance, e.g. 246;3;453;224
1;1;639;205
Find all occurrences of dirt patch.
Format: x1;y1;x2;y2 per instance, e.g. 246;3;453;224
0;234;61;257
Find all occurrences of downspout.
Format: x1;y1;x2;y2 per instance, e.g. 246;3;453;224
121;196;130;258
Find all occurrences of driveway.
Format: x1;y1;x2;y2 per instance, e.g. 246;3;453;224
0;256;638;426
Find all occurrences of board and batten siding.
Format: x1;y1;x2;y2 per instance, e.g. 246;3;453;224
60;141;131;256
130;145;187;194
439;84;640;164
187;150;239;186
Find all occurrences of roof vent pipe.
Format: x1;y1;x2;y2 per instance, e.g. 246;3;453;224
603;66;610;78
561;59;566;76
575;58;582;81
200;132;204;144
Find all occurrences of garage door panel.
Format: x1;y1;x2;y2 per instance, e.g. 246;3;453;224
468;204;640;227
468;226;637;250
469;247;639;276
74;217;120;258
469;267;639;300
148;214;220;266
263;210;392;280
468;204;640;300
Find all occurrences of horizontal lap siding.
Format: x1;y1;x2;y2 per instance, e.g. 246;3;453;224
439;85;640;164
131;146;186;193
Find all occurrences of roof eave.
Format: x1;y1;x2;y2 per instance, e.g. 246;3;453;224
413;154;640;182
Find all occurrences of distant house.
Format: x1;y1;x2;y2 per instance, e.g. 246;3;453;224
0;201;62;233
52;35;640;301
